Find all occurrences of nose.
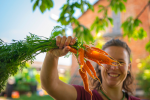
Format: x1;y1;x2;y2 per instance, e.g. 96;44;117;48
110;62;119;70
110;65;118;70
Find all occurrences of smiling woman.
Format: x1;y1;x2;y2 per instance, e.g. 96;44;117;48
89;39;136;100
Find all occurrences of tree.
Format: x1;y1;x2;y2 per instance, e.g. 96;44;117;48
31;0;150;51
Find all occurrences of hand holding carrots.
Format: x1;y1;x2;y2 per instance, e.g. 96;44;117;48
49;36;77;58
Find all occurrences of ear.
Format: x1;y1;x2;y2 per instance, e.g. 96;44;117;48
127;63;131;73
98;65;101;70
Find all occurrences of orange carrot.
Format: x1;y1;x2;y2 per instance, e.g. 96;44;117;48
83;44;107;55
67;45;118;66
79;68;93;99
83;44;90;48
84;47;117;65
78;48;84;69
91;46;121;65
86;60;101;84
91;47;108;55
82;62;95;79
84;55;97;62
84;56;104;67
67;46;77;54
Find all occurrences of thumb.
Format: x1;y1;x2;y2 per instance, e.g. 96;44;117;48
62;46;70;54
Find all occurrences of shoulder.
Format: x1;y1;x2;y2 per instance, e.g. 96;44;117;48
72;85;103;100
73;85;85;92
128;95;141;100
124;92;141;100
72;85;90;100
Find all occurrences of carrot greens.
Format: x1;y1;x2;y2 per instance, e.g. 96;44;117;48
0;26;80;92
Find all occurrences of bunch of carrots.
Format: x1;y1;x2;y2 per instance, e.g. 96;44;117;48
0;31;119;95
67;44;119;99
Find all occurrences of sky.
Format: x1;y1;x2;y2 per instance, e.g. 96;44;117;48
0;0;97;66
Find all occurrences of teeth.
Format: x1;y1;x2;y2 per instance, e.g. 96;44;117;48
109;74;119;77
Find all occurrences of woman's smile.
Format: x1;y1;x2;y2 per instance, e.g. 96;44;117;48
108;73;120;78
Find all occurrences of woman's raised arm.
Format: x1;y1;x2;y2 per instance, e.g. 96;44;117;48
40;36;77;100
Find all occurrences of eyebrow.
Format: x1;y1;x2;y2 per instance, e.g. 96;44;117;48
108;56;124;61
117;58;125;61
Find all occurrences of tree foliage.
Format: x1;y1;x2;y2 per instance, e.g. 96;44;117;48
31;0;150;52
31;0;53;13
137;56;150;98
121;17;147;40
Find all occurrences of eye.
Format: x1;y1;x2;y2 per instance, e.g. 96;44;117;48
109;56;114;60
117;61;125;64
119;61;124;63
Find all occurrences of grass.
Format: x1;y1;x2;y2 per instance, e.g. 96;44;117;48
13;94;54;100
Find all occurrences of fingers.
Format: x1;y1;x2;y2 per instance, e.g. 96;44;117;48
59;36;67;49
56;36;61;47
56;36;77;49
65;36;72;46
70;37;77;45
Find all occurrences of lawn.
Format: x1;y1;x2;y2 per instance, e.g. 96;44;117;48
13;94;54;100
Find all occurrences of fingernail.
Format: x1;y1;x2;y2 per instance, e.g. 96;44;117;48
70;42;73;45
71;41;75;45
65;47;69;51
65;43;68;46
56;42;59;46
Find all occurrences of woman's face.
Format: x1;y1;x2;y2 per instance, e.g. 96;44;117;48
100;46;130;87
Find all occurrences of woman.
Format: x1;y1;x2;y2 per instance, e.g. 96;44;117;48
40;36;140;100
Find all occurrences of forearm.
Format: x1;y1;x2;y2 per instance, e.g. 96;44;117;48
40;52;59;91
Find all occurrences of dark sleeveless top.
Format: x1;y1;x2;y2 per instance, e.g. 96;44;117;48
73;85;141;100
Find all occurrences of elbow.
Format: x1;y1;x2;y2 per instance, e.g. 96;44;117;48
41;83;45;90
40;75;47;91
40;76;54;92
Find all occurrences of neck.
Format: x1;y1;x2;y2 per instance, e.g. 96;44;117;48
100;83;124;100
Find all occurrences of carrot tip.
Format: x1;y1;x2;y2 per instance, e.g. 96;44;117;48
111;64;117;66
80;65;83;69
81;67;86;73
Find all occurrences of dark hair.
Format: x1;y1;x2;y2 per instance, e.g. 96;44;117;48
89;38;134;94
